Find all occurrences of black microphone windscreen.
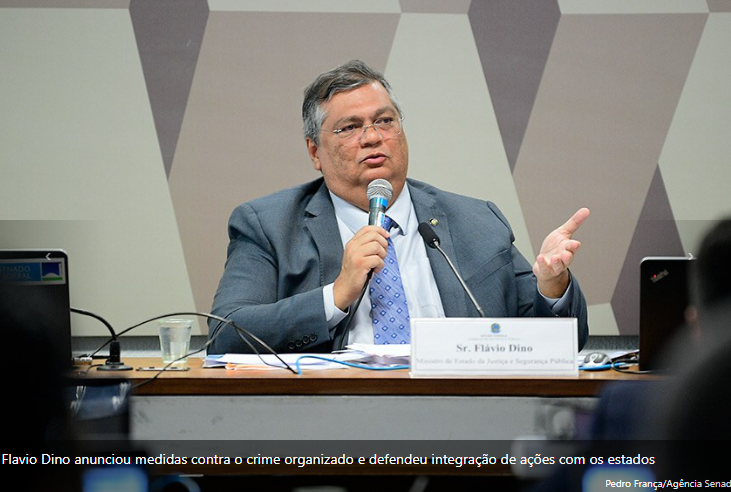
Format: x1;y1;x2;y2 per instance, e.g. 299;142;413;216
418;222;440;248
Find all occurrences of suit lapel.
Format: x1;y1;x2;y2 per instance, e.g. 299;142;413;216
303;180;343;285
303;181;353;349
409;182;470;317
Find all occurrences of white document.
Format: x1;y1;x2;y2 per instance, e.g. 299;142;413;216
205;352;366;370
344;343;410;365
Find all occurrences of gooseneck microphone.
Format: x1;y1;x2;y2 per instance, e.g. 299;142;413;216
418;222;486;318
367;178;393;228
71;306;133;371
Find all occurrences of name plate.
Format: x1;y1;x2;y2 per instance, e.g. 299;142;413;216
410;318;578;377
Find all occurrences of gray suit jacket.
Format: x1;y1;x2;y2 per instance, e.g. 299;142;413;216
208;178;588;354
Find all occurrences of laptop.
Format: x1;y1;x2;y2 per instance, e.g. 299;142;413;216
0;249;72;368
639;256;694;371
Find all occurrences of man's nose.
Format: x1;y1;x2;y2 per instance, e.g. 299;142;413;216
359;124;383;144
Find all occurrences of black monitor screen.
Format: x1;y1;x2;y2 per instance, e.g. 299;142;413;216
639;257;693;371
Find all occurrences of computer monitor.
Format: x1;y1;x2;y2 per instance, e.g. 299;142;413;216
639;256;694;371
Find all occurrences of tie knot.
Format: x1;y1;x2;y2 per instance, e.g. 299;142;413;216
382;215;395;232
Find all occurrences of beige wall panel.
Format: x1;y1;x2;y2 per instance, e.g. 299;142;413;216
558;0;708;14
169;12;399;314
587;303;619;336
513;14;705;313
209;0;400;13
659;15;731;253
384;13;534;258
675;220;718;259
0;0;128;7
0;8;197;336
399;0;472;14
707;0;731;12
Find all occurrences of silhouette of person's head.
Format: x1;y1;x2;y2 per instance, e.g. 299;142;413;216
685;218;731;333
653;218;731;478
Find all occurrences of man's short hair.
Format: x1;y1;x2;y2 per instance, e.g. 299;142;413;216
302;59;403;145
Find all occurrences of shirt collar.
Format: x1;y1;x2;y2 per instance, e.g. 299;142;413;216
329;183;413;237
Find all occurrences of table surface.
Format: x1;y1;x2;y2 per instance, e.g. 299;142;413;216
77;357;657;397
72;357;661;477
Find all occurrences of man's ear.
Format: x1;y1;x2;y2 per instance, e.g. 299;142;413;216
306;138;321;172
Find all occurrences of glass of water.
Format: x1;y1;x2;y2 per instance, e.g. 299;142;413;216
158;318;192;367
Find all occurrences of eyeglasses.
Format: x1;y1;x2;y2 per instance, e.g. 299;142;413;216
328;117;404;141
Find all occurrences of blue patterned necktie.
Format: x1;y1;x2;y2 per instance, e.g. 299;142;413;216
370;216;411;344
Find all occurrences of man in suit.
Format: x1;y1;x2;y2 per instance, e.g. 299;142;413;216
208;60;589;354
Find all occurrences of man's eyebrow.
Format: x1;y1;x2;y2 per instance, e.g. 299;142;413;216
330;106;396;127
372;105;396;117
330;114;364;128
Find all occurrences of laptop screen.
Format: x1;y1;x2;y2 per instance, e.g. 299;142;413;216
0;249;72;368
639;256;693;371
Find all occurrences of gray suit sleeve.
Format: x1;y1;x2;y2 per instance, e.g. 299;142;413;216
207;203;332;354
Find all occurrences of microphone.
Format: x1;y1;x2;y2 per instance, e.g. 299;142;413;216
418;222;486;318
332;179;394;350
367;179;393;228
71;307;133;371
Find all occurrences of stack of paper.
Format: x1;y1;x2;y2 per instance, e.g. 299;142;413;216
204;344;411;371
343;343;410;366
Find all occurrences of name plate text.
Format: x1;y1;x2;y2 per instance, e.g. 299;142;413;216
410;318;578;377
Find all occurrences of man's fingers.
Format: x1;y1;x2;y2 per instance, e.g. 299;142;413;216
350;226;389;247
548;254;565;274
535;210;586;286
358;241;388;259
534;255;556;276
535;248;576;279
564;239;581;254
560;207;590;236
335;230;389;309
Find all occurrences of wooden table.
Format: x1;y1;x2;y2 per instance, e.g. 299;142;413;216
82;356;652;397
76;357;657;476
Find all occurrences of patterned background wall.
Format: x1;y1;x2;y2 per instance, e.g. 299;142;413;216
2;0;730;337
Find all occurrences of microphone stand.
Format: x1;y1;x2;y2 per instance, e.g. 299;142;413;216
71;307;133;371
418;223;486;318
